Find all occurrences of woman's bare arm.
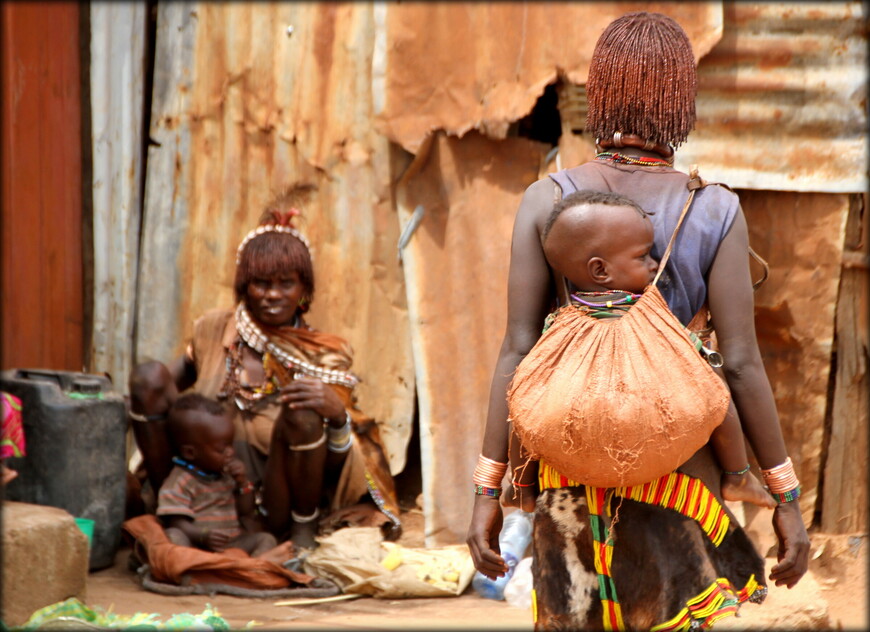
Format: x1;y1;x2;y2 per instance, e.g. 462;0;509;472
706;206;810;588
467;177;557;577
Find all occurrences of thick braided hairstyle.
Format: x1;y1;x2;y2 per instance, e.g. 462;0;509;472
233;184;316;305
586;12;697;148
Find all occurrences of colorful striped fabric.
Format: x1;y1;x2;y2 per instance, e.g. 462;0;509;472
1;392;25;459
539;462;765;630
156;466;242;540
585;485;625;631
650;575;764;631
614;472;730;546
539;463;730;546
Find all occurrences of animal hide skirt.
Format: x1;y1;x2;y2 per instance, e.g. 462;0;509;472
531;461;767;631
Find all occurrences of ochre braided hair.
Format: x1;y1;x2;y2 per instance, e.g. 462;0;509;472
586;12;697;148
233;184;316;305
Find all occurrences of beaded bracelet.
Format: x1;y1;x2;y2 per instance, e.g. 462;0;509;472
474;484;501;498
723;464;751;476
326;411;354;453
472;454;508;488
762;457;801;504
770;486;802;504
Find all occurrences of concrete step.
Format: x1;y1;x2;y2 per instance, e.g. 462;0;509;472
2;500;89;627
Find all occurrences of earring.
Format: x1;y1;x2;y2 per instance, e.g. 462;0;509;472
298;297;310;313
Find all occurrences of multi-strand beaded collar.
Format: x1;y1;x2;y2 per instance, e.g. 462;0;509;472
235;303;360;388
571;290;642;318
594;151;673;168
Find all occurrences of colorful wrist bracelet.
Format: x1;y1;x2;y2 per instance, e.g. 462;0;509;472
762;457;801;503
771;486;801;504
474;484;501;498
723;464;751;476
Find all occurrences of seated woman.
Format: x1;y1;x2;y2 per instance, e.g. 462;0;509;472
129;187;401;549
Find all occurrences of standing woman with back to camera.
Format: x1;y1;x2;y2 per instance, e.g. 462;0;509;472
466;11;809;630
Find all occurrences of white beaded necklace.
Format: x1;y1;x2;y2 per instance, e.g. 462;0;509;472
234;303;360;388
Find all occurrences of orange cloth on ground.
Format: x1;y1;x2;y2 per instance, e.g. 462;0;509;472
123;514;313;589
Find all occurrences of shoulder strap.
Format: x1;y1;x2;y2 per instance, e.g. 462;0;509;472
551;180;574;304
652;166;705;287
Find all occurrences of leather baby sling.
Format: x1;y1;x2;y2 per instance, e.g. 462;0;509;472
508;167;737;488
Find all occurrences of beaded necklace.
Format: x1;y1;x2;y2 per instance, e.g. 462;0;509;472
571;290;642;319
172;456;221;482
218;341;280;412
595;151;673;167
571;290;642;308
234;303;360;388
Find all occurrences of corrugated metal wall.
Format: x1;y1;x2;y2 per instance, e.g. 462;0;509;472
674;2;867;192
396;132;548;543
89;1;147;386
378;1;724;154
741;190;850;525
134;2;415;473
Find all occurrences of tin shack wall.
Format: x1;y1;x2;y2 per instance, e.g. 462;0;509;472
88;1;147;387
135;2;415;473
674;2;867;193
378;1;724;155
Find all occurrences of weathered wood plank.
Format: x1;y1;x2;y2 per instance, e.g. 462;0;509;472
822;193;868;534
1;2;83;371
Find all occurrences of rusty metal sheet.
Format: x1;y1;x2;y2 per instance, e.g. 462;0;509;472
743;190;850;526
136;2;414;473
675;2;867;193
379;1;724;154
88;1;147;387
397;132;548;545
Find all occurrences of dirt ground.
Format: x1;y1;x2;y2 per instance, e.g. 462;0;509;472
79;509;867;631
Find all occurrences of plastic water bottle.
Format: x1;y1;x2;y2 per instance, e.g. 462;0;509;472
504;557;534;609
472;510;534;600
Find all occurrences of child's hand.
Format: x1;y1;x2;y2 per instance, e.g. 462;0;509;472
223;456;248;486
204;528;232;551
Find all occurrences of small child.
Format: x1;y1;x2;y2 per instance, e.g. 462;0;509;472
511;190;775;509
157;393;295;560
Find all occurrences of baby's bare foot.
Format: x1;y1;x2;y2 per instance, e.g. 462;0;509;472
722;471;777;509
257;540;296;564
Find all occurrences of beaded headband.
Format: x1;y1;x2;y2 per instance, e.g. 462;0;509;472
235;208;313;266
